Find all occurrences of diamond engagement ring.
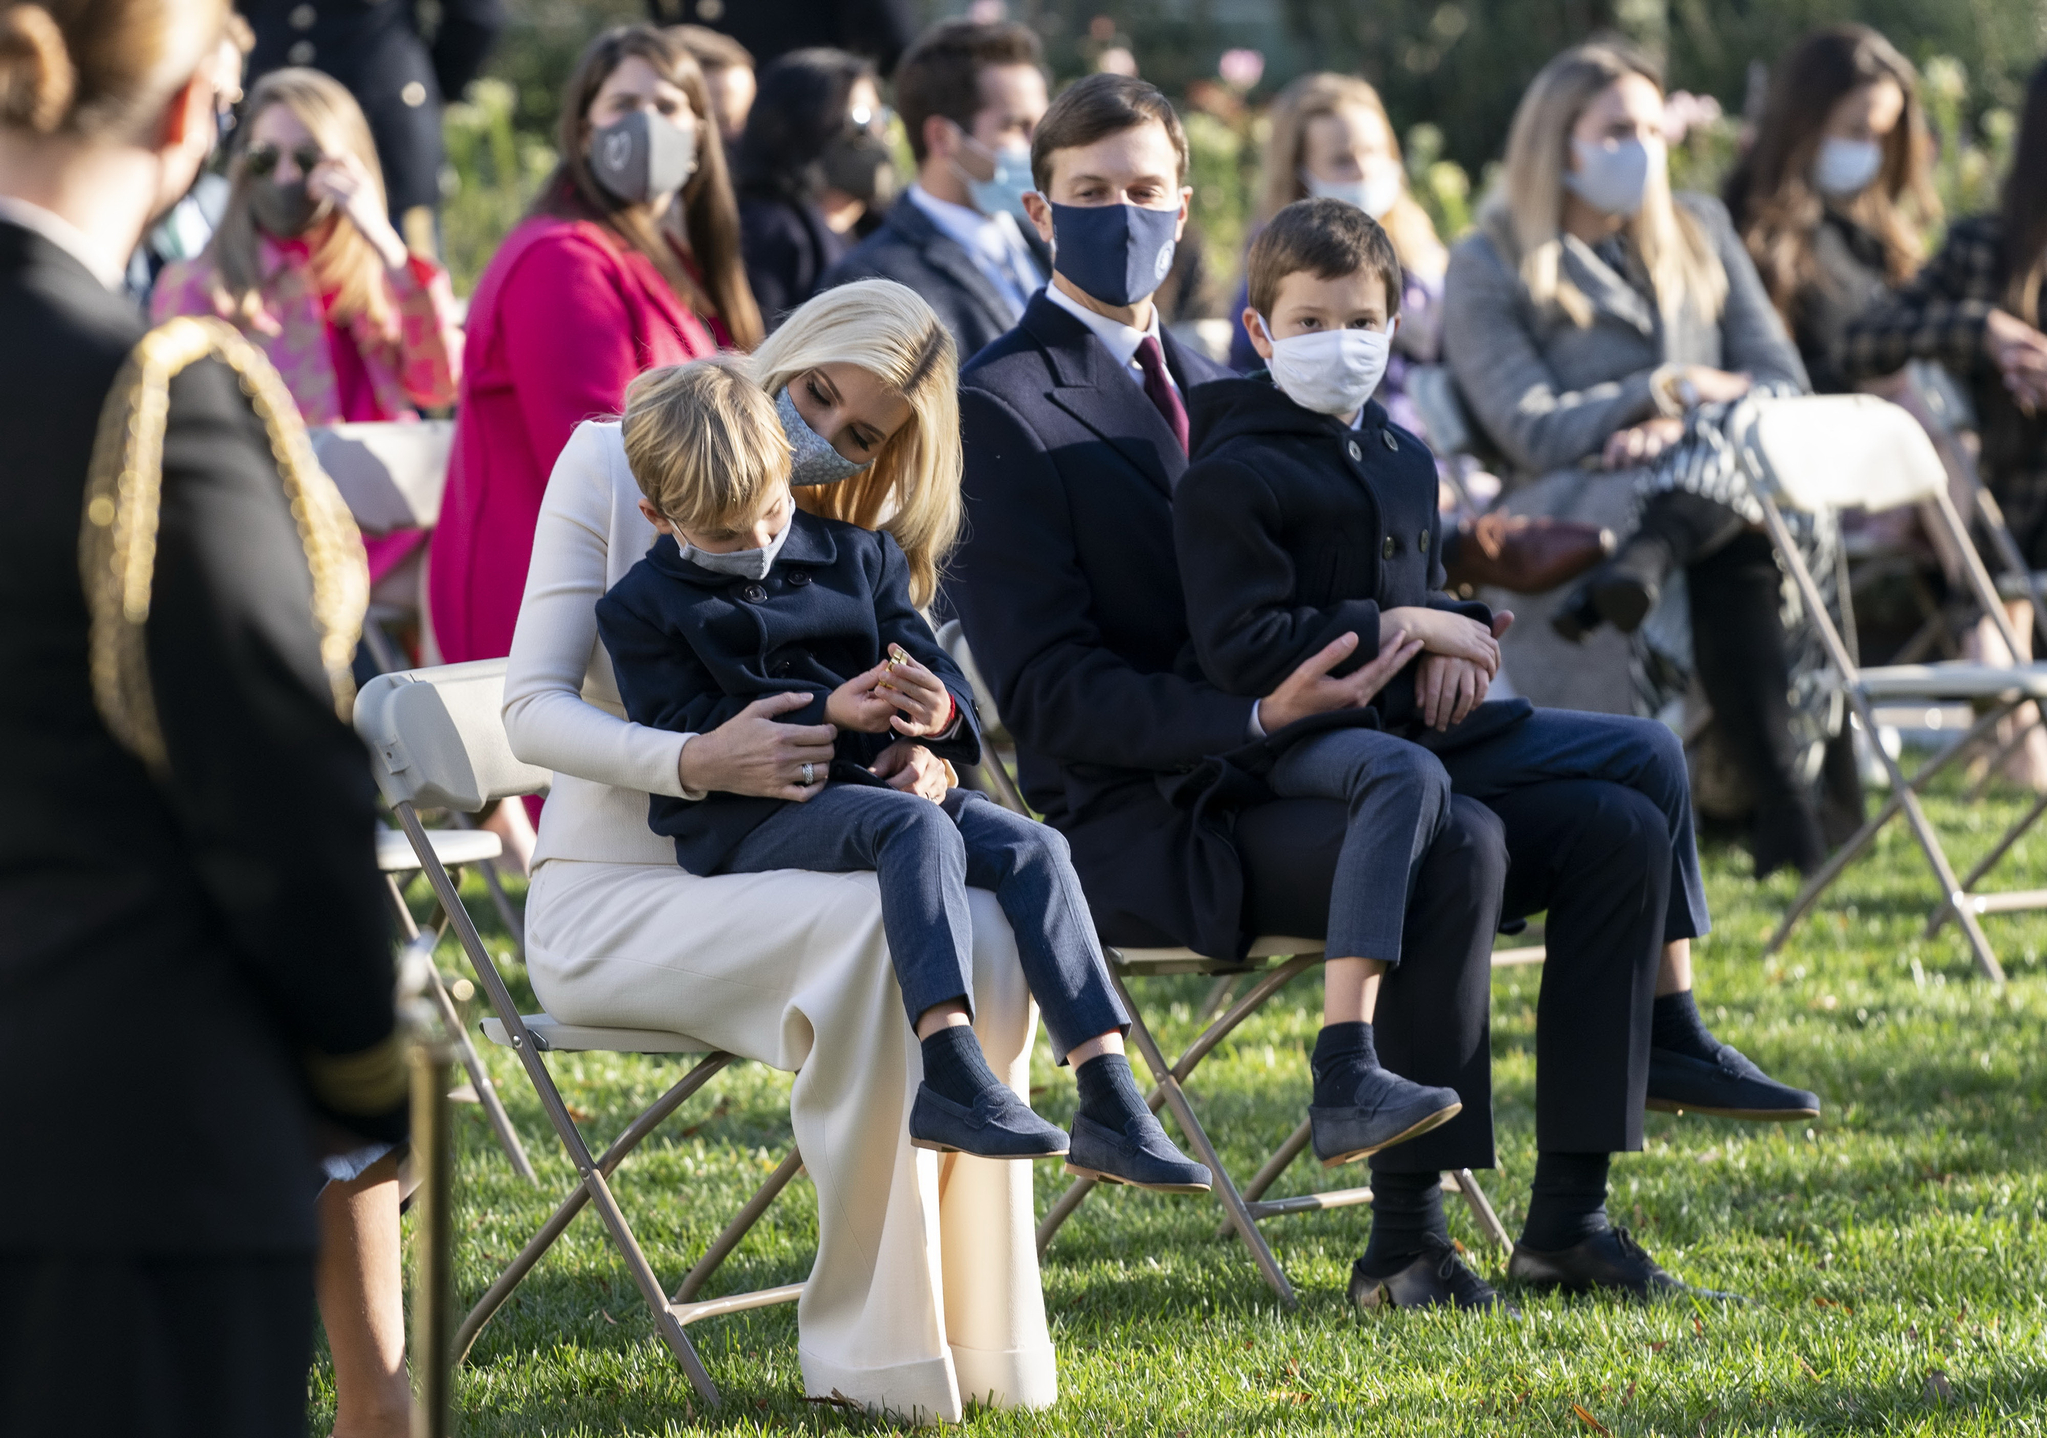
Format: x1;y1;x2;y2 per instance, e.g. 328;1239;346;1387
800;762;815;787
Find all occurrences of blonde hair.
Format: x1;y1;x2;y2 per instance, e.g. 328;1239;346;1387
205;69;396;332
1481;43;1727;328
1255;72;1443;277
0;0;226;140
752;280;960;608
622;358;791;531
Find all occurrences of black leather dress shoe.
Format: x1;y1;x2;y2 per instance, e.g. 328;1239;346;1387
1350;1241;1520;1316
1066;1111;1212;1192
1507;1226;1743;1302
1551;568;1658;641
1310;1067;1462;1167
1647;1043;1820;1121
909;1082;1068;1159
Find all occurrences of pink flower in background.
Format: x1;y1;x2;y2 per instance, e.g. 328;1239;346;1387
1218;48;1265;90
1661;90;1725;144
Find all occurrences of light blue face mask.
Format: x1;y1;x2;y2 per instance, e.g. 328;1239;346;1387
776;386;872;487
960;137;1036;222
676;513;791;581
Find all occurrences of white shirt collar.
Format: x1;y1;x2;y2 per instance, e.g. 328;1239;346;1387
0;195;129;290
1044;278;1166;374
908;184;1005;257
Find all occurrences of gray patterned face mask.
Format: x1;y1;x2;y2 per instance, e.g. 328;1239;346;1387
676;516;790;581
776;386;872;487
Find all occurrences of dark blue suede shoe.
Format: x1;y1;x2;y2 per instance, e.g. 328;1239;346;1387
909;1082;1069;1159
1066;1112;1212;1192
1309;1068;1462;1167
1647;1043;1820;1121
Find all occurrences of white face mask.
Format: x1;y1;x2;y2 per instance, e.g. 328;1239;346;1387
1812;137;1883;199
1256;315;1397;418
1564;136;1661;218
1303;166;1404;221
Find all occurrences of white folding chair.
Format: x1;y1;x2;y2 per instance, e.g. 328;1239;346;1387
1738;394;2047;981
354;659;804;1406
936;631;1517;1307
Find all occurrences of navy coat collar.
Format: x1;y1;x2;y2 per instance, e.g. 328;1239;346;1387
643;506;839;586
1186;373;1395;459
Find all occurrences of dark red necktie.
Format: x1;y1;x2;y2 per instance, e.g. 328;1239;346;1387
1134;334;1190;456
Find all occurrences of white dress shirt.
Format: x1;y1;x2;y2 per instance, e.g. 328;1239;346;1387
906;184;1044;321
1044;279;1180;396
0;194;128;290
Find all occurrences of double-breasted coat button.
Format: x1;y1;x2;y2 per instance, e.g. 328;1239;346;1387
771;660;792;676
1383;430;1399;451
287;39;315;63
287;3;315;27
401;81;427;107
1419;530;1430;553
1346;440;1362;462
741;583;768;603
787;569;812;585
1382;536;1397;560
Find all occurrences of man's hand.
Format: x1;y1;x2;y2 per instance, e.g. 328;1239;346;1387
1379;606;1501;674
1257;628;1426;733
871;740;953;800
875;645;955;737
676;691;838;802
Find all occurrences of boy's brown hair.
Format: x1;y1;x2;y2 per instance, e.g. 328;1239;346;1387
1246;197;1405;320
622;359;791;533
1029;71;1186;194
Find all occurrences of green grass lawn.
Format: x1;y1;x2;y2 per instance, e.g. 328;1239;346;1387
324;778;2047;1435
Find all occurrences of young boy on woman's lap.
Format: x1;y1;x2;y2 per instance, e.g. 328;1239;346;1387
597;358;1208;1191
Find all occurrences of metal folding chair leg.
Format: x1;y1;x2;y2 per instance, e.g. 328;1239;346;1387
383;871;536;1182
1926;787;2047;936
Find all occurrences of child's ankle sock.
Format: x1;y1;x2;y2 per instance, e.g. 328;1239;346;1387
919;1024;1003;1107
1359;1166;1449;1273
1519;1151;1613;1252
1074;1052;1150;1131
1651;990;1720;1062
1311;1020;1380;1107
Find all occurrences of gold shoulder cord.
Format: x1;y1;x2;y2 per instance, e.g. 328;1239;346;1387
79;315;369;776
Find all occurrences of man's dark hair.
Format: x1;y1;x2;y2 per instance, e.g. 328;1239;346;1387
893;20;1043;165
1246;198;1405;319
1029;71;1187;195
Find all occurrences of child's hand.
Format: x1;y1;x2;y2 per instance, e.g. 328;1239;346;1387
1381;606;1500;676
825;661;902;734
876;644;956;738
1416;653;1491;731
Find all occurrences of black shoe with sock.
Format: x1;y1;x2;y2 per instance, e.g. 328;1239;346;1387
1064;1053;1211;1192
909;1024;1068;1159
1308;1022;1462;1166
1350;1167;1518;1315
1506;1151;1741;1301
1646;991;1820;1121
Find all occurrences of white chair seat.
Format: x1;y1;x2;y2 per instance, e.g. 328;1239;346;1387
1109;936;1323;975
377;827;503;873
1857;662;2047;702
481;1014;713;1055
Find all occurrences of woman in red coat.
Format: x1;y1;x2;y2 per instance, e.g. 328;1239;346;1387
431;24;761;675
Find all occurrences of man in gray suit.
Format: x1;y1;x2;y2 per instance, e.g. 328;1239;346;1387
822;20;1050;363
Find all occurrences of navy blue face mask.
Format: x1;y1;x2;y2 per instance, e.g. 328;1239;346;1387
1048;200;1179;308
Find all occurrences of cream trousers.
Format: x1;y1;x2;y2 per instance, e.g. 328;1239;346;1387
524;857;1057;1424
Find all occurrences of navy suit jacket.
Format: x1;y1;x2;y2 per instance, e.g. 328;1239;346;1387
950;291;1277;956
597;510;981;875
822;194;1052;365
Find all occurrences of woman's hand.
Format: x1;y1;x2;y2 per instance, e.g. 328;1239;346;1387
1987;309;2047;415
1602;416;1685;470
308;150;410;271
1379;606;1501;674
875;645;956;738
677;692;838;802
1256;628;1426;733
871;740;952;800
1680;365;1753;405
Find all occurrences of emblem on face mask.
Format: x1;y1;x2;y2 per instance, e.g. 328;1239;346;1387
603;130;632;171
1154;242;1175;282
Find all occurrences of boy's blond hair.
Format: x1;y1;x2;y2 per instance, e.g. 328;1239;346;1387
622;359;791;532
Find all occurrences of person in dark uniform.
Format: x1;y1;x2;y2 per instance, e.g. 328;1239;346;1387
645;0;917;76
0;0;408;1431
242;0;504;251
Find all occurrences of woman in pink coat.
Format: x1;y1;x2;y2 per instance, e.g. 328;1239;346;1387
430;24;762;671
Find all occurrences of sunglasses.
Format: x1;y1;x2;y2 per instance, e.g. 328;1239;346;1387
243;142;326;178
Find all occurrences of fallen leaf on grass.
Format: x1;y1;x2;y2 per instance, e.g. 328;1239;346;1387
1693;1315;1705;1337
1796;1355;1820;1380
1622;1381;1637;1406
1572;1403;1610;1434
1927;1369;1954;1403
1648;1341;1668;1353
565;1104;593;1124
804;1391;861;1410
597;1309;617;1326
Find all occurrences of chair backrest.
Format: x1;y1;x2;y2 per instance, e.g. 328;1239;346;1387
1406;365;1476;460
312;420;455;534
1738;394;1946;516
934;618;1009;742
353;658;550;812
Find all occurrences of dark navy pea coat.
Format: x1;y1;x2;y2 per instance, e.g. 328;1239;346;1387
596;508;981;875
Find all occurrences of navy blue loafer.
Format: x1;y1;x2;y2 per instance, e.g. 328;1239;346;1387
1310;1069;1463;1167
1065;1112;1212;1193
909;1082;1068;1160
1350;1241;1519;1317
1647;1043;1820;1121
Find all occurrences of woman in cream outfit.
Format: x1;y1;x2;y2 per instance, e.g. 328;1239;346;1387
501;282;1055;1422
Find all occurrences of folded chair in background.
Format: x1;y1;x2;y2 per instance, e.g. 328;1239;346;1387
354;659;805;1406
935;629;1516;1308
1745;394;2047;981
